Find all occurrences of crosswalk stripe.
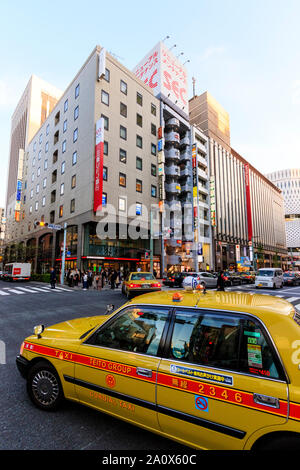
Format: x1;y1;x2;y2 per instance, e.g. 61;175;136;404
53;287;73;292
27;287;52;293
295;304;300;309
0;290;10;296
6;289;25;295
286;297;299;303
14;287;39;293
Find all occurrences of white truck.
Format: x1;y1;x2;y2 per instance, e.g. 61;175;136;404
3;263;31;281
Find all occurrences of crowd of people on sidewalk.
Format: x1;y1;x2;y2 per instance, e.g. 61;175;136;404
64;268;124;290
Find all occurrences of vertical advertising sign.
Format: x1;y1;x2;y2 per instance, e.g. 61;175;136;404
98;48;106;80
210;177;216;227
94;118;104;212
244;164;253;242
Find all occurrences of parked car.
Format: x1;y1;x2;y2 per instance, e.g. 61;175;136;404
223;271;242;286
283;272;300;287
240;272;255;284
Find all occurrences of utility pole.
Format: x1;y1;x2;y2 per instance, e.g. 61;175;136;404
60;222;67;285
150;209;154;274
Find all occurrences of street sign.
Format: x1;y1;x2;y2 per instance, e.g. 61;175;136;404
48;224;62;231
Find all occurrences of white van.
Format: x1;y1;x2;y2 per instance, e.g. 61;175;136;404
255;268;283;290
3;263;31;281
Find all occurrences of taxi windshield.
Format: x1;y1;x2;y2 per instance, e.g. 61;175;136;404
258;270;275;277
131;273;155;281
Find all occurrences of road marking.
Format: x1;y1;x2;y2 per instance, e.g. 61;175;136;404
53;287;74;292
295;304;300;309
14;287;39;294
0;290;10;296
6;289;25;295
286;297;300;303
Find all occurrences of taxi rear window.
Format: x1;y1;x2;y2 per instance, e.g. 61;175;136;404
130;273;155;281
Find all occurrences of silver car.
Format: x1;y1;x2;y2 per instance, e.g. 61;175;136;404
182;272;218;289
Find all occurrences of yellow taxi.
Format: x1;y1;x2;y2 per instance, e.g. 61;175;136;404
16;289;300;450
122;272;161;299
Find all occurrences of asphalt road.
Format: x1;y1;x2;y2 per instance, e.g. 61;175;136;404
0;280;186;451
1;279;300;451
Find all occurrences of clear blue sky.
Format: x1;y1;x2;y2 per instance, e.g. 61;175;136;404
1;0;300;208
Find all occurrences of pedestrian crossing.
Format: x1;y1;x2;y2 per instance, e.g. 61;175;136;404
225;285;300;308
0;285;75;297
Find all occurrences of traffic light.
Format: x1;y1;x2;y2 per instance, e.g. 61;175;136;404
34;221;48;228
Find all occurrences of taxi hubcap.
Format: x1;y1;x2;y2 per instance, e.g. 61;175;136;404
32;370;59;405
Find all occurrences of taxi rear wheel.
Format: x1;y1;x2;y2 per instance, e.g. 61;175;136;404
27;361;64;411
255;434;300;451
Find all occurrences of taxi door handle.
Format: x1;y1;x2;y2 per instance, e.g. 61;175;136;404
253;393;280;409
136;367;153;378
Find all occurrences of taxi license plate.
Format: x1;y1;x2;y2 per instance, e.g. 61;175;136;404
142;284;149;288
258;284;262;287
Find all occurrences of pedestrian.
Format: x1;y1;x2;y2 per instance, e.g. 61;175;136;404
111;270;117;290
50;267;57;289
217;271;226;291
82;272;88;290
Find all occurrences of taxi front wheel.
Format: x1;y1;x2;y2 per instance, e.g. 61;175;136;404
27;361;64;411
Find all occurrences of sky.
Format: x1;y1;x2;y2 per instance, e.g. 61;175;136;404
0;0;300;209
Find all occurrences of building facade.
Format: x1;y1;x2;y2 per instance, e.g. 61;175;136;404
4;47;162;276
190;93;287;270
266;169;300;270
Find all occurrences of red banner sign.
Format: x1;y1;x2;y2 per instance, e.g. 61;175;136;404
244;164;253;242
94;118;104;212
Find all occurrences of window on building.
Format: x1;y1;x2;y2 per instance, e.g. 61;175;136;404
120;102;127;117
32;157;36;167
137;92;143;106
104;141;108;155
101;114;109;130
151;103;157;116
39;134;43;144
63;99;68;112
62;140;66;153
53;150;58;164
43;177;47;188
63;119;67;133
104;68;110;82
59;205;63;218
70;199;75;213
73;128;78;143
71;174;76;189
119;148;127;163
120;80;127;95
119;197;126;212
36;183;40;194
52;170;57;184
35;201;39;211
50;211;55;223
60;183;64;196
136;135;143;148
75;84;80;99
61;161;65;174
151;185;157;197
46;124;50;136
54;130;59;145
151;123;157;136
72;151;77;165
38;150;42;160
51;190;56;203
30;189;33;198
37;167;41;177
44;159;48;170
136;179;142;193
74;106;79;121
33;142;37;151
42;196;46;207
55;111;60;126
103;166;108;181
29;206;32;214
137;113;143;127
45;141;49;153
119;172;126;187
102;192;107;206
31;173;34;182
151;143;157;156
151;164;157;176
136;157;143;170
101;90;109;106
136;203;142;216
120;126;127;140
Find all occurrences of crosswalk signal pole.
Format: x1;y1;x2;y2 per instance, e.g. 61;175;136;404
60;223;67;286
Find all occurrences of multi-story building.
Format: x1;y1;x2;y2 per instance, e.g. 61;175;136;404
190;93;287;270
0;208;5;269
4;46;162;276
266;169;300;270
5;75;62;245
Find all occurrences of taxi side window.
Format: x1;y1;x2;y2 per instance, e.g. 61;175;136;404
239;319;281;380
90;307;169;357
169;311;241;372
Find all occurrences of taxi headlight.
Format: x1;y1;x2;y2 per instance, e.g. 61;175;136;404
34;325;45;337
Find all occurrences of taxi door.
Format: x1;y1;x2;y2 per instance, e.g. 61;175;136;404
68;305;170;432
156;308;288;450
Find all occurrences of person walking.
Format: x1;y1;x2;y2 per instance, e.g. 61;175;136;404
82;272;88;290
217;271;226;291
50;267;57;289
111;270;117;290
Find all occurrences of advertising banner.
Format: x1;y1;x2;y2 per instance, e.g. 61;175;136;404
94;118;104;212
133;42;188;114
244;164;253;241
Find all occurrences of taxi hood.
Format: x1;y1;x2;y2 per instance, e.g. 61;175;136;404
28;314;112;345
